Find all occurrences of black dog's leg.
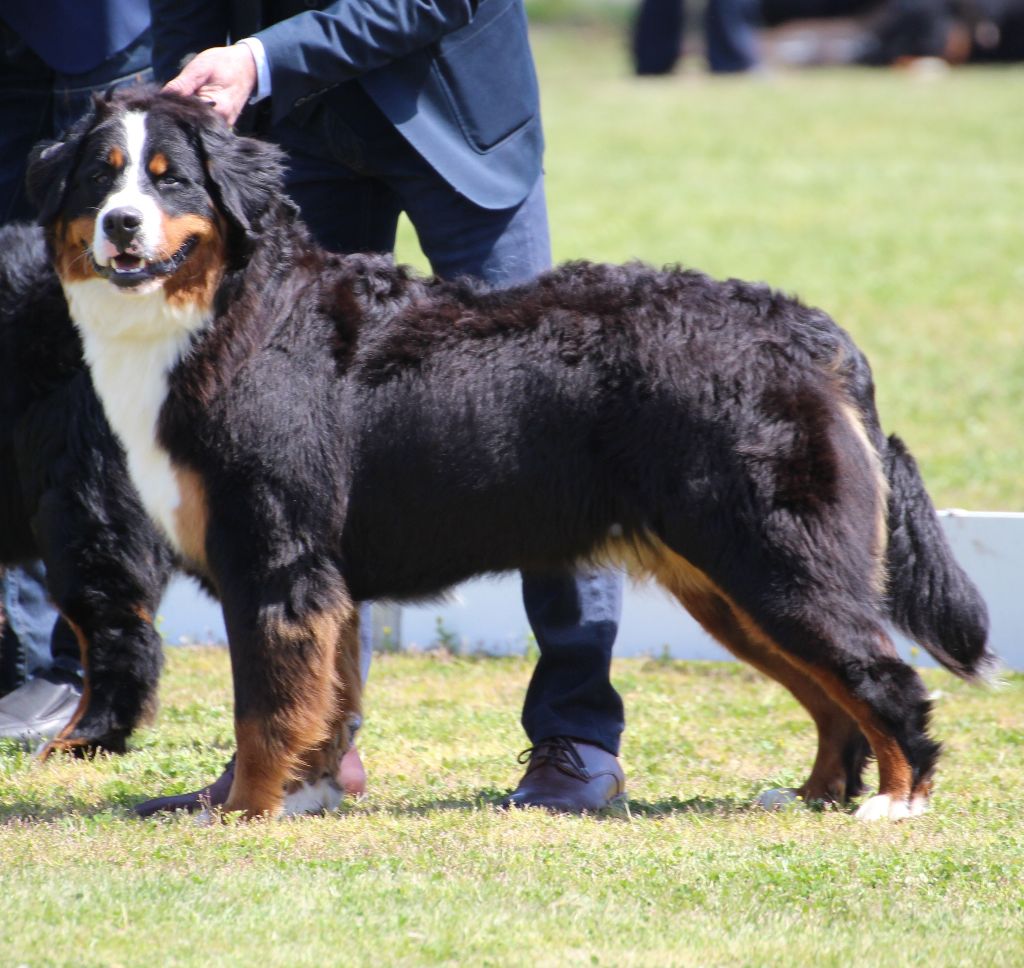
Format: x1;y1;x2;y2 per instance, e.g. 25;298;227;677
636;540;870;804
41;606;164;756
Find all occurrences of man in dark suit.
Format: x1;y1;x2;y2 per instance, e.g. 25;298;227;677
144;0;628;812
0;4;152;744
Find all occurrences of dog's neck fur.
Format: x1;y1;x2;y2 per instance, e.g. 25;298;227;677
63;277;209;551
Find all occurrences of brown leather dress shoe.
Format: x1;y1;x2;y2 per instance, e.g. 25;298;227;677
499;736;626;813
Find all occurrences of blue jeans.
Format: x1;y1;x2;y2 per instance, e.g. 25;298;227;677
0;26;152;687
275;83;626;754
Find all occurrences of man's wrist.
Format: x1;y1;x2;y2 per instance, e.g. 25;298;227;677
236;38;270;103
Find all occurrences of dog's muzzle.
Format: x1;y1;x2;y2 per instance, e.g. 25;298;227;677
92;236;197;289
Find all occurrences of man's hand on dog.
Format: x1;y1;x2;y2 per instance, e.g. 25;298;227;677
163;45;256;126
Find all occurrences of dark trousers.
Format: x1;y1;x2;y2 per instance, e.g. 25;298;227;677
632;0;759;74
275;84;626;754
0;25;153;691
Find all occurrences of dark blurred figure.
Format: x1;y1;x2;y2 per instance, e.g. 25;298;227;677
633;0;761;74
761;0;1024;63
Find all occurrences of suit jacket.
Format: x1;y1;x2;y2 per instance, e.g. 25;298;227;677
150;0;543;209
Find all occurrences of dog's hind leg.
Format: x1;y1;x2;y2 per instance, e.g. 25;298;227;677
634;541;870;806
732;598;939;820
219;574;357;820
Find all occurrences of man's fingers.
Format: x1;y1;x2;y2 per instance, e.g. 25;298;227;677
162;64;212;98
161;46;255;125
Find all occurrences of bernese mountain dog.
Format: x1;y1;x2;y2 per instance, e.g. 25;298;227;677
26;89;993;821
0;221;171;754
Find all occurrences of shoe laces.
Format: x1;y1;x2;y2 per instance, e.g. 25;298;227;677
517;736;589;781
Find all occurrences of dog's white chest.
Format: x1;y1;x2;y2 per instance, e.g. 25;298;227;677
65;280;206;554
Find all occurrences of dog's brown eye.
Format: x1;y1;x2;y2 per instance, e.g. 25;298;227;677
91;169;112;185
157;174;181;188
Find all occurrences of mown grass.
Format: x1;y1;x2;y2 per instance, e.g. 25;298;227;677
3;27;1023;968
2;649;1023;966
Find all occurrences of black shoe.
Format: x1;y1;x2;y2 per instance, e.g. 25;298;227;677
0;671;84;748
498;736;626;813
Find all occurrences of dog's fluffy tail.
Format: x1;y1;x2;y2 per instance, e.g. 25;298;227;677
883;434;996;681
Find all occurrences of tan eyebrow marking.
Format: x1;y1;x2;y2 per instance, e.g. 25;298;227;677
107;146;124;168
148;153;169;177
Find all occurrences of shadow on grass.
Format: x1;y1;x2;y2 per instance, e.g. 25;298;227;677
340;789;767;820
0;786;845;824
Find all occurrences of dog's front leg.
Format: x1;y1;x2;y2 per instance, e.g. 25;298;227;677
218;569;357;820
284;603;363;816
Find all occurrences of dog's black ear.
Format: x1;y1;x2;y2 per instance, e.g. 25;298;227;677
25;140;74;224
196;118;294;244
25;97;104;224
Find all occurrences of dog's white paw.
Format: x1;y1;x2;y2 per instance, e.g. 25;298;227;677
755;787;801;810
282;777;344;817
855;794;913;821
908;794;930;817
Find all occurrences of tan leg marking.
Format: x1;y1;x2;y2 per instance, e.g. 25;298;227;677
284;607;363;815
172;466;210;575
615;536;913;805
223;595;359;820
39;619;92;759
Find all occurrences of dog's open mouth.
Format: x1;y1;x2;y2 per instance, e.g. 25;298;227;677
94;237;197;289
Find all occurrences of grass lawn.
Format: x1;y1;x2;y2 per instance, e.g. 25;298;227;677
3;25;1023;968
2;649;1023;966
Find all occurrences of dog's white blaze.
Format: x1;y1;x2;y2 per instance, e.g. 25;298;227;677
93;111;165;263
63;277;208;552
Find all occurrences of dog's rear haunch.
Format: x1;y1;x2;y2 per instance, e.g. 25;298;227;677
29;90;993;820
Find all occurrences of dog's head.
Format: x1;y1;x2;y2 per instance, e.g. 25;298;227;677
27;87;288;304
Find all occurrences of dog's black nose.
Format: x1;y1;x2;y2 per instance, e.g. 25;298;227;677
102;207;144;249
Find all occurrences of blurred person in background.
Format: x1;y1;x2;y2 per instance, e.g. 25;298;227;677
632;0;761;74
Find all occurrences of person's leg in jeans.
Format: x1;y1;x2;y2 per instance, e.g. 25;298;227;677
394;167;626;809
284;96;627;807
0;564;84;744
284;84;626;807
274;110;407;796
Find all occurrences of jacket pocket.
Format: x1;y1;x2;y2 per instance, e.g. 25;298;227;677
434;0;539;152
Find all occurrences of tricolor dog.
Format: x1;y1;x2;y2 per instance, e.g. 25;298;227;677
28;90;993;820
0;222;171;754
